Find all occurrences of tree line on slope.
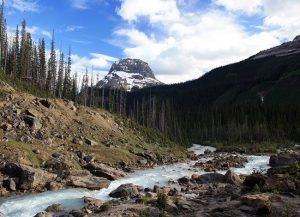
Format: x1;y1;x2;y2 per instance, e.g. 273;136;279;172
0;1;77;100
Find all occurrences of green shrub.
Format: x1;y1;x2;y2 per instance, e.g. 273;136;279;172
156;193;168;209
100;201;112;212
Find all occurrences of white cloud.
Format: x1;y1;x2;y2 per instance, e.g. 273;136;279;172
117;0;180;23
213;0;263;15
115;1;281;84
27;26;51;39
70;0;106;10
66;25;84;32
70;0;89;10
7;0;39;12
114;0;300;84
262;0;300;40
71;53;118;78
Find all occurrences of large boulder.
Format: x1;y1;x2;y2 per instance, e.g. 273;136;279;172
2;163;57;190
225;170;242;186
109;183;141;198
240;194;271;215
178;176;190;186
269;152;300;167
84;162;125;180
34;211;53;217
196;173;226;184
68;171;110;190
243;173;266;190
24;115;42;130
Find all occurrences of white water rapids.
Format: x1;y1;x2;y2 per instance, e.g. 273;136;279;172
0;145;270;217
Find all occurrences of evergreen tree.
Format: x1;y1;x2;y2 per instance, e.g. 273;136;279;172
56;51;64;98
38;39;46;87
62;47;72;99
46;31;57;94
19;19;27;78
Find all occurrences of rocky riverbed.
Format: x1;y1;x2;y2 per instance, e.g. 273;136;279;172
2;145;297;217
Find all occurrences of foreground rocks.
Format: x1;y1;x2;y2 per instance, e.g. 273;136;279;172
1;163;56;191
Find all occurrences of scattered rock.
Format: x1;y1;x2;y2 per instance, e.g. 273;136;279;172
85;138;97;146
39;99;54;109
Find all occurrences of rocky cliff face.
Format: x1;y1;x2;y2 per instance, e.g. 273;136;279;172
252;35;300;59
97;59;163;91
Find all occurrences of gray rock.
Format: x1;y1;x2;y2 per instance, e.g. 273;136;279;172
2;163;57;190
109;183;141;198
68;173;110;190
85;138;97;146
225;170;242;186
45;204;64;212
24;115;42;130
3;178;16;191
196;173;226;184
269;152;300;167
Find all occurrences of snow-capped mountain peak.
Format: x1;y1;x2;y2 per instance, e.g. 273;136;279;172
97;58;163;91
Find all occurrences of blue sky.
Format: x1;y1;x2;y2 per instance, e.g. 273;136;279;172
5;0;300;84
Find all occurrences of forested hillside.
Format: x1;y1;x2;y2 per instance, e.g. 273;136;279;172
124;45;300;145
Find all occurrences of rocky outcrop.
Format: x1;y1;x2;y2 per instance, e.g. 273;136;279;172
84;162;126;181
1;163;56;190
97;59;163;91
252;35;300;59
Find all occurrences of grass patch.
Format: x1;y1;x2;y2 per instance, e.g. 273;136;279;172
0;70;50;98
